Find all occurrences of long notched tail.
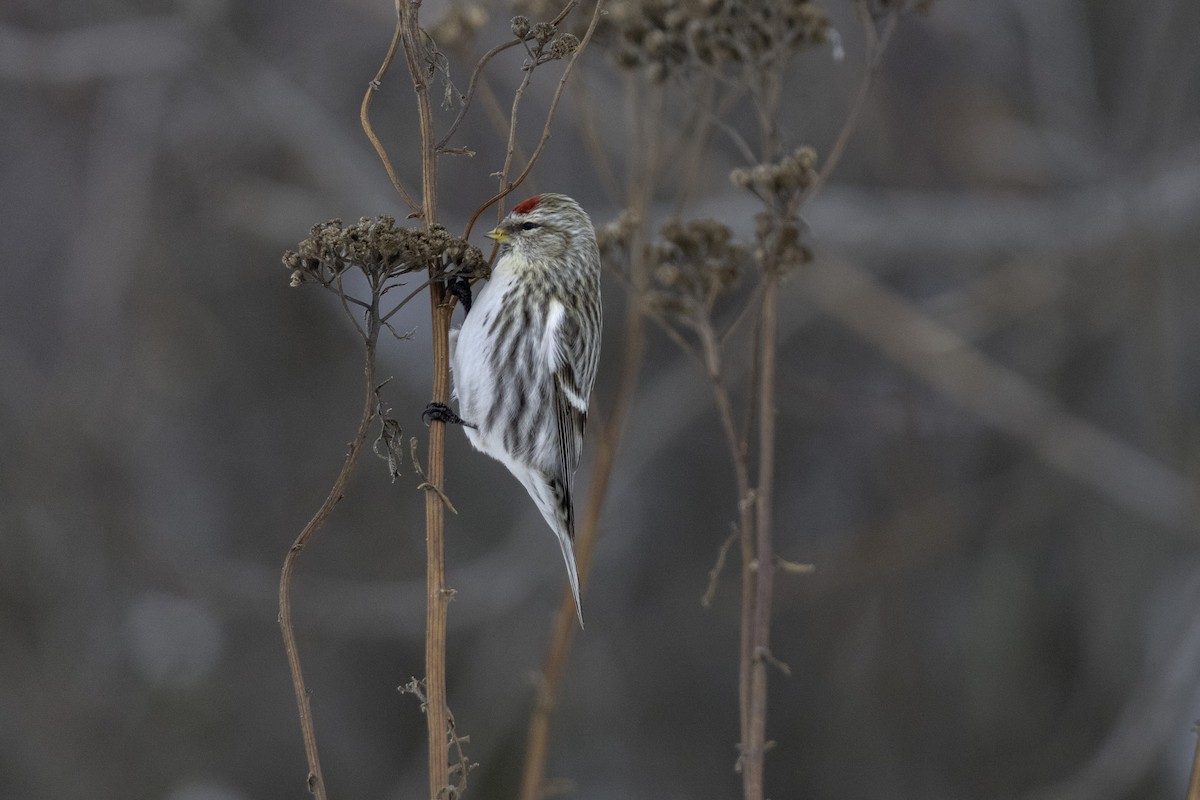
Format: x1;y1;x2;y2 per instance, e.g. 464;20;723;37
554;526;585;628
519;471;586;627
539;474;585;628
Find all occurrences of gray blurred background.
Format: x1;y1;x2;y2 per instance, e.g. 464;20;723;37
4;1;1200;798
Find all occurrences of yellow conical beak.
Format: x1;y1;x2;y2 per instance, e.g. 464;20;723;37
486;227;509;243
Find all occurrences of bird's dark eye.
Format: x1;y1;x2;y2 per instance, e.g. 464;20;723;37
520;222;540;231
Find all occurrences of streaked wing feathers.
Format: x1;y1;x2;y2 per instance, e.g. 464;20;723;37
545;298;598;539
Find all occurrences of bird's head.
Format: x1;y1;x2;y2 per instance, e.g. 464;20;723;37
486;193;594;263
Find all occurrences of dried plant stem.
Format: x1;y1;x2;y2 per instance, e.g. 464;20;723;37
395;1;454;797
463;0;606;239
733;15;898;796
361;14;421;217
696;322;758;771
741;271;780;800
422;295;453;800
279;321;380;800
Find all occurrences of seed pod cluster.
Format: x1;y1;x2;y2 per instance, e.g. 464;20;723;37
730;146;819;198
283;217;483;288
645;218;747;319
510;14;581;65
606;0;828;83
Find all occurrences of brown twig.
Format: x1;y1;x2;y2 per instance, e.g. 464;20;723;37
492;46;541;224
740;268;780;799
463;0;606;240
361;13;422;217
701;527;740;608
434;37;523;152
696;320;758;779
736;13;898;798
279;304;381;800
434;0;580;154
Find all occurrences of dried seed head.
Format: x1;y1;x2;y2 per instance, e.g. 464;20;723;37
604;0;829;80
643;217;748;321
547;33;579;60
730;145;821;199
511;14;531;38
532;21;556;44
282;217;482;288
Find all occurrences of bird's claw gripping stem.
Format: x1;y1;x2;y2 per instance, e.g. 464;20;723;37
423;402;476;429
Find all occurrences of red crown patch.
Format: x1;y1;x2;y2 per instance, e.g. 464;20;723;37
513;195;542;215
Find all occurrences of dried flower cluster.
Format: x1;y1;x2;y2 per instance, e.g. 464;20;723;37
729;146;819;272
730;145;819;199
510;14;580;66
283;216;484;289
605;0;829;82
752;211;811;273
595;208;640;263
645;219;747;320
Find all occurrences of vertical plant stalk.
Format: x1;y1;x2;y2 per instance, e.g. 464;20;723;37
279;317;380;800
395;1;452;797
742;270;780;800
735;13;897;795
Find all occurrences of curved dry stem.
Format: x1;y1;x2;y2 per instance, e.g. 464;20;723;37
279;329;379;800
493;52;541;223
437;1;580;153
381;276;436;324
435;36;524;152
463;0;606;240
361;14;422;217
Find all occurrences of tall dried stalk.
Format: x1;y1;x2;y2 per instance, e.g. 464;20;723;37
367;2;601;797
277;208;475;798
278;325;379;800
738;10;899;794
517;4;909;798
392;2;455;795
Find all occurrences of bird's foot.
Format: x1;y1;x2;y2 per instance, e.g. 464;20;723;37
422;402;476;429
447;276;472;314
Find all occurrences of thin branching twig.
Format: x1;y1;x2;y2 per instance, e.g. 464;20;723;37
278;335;378;800
361;14;422;217
463;0;607;240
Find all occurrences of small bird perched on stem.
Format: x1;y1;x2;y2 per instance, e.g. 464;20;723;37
426;193;602;627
